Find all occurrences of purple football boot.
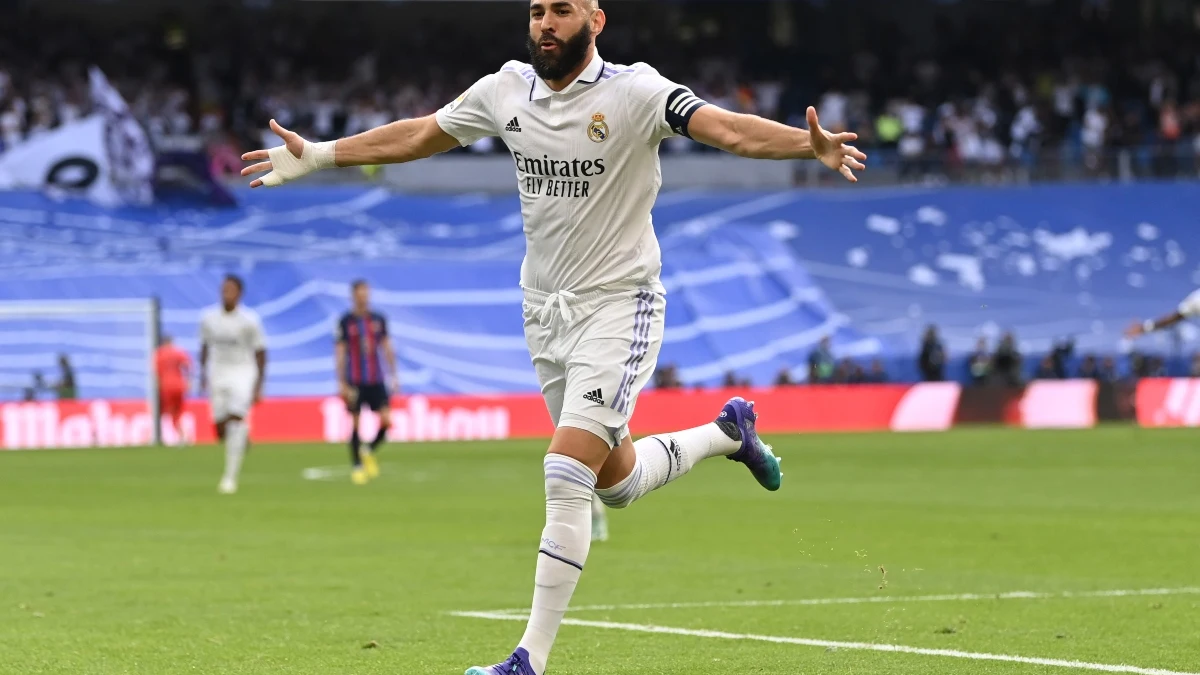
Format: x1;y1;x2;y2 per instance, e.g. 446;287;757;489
718;397;783;491
465;648;539;675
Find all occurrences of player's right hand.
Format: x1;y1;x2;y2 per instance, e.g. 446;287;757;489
241;119;336;188
338;382;354;403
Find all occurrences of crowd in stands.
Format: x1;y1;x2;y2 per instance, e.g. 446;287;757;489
650;321;1200;390
2;0;1199;179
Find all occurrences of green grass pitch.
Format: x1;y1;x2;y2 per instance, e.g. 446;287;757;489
2;427;1199;675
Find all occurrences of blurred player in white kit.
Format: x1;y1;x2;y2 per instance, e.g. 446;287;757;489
199;274;267;494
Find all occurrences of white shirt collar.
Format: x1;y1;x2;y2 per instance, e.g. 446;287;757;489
530;51;605;101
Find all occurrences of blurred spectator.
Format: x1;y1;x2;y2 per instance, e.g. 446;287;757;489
1035;355;1058;380
1078;354;1099;379
1130;352;1145;378
55;354;76;400
1192;353;1200;378
206;133;243;179
1099;356;1119;382
1050;338;1075;379
867;359;889;383
918;325;946;381
808;337;835;384
29;370;46;399
840;359;864;384
993;332;1023;387
968;338;991;386
654;364;682;390
722;371;738;388
775;368;795;386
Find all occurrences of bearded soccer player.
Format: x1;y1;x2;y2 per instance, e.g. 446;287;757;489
200;275;267;495
335;279;399;485
241;1;865;672
155;335;193;445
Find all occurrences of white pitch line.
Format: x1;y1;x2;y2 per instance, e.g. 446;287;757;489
477;587;1200;616
450;611;1200;675
301;465;352;481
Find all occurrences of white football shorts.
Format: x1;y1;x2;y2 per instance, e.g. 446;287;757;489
522;286;666;449
209;373;256;422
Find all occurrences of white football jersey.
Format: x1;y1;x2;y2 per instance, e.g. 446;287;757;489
1180;289;1200;318
200;305;266;381
435;52;708;295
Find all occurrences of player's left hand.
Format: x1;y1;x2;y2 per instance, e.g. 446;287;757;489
252;387;263;405
807;106;867;182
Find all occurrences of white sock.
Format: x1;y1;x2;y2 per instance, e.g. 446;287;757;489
517;454;596;675
223;420;248;482
596;423;739;509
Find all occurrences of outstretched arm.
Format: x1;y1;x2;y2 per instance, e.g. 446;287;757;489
241;116;461;188
688;106;867;182
1126;311;1187;338
1126;289;1200;338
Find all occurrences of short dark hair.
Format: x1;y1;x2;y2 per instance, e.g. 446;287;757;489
351;279;368;291
224;274;244;292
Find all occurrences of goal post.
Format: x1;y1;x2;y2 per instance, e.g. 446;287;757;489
0;297;163;447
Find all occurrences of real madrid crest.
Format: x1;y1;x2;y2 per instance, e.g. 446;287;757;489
587;112;610;143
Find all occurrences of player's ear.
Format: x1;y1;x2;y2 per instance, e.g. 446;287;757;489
590;7;605;35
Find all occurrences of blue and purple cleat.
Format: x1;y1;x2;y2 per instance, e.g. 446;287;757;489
465;648;539;675
718;397;783;491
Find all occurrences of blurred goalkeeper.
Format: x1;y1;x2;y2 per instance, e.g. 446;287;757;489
241;1;864;672
155;335;192;445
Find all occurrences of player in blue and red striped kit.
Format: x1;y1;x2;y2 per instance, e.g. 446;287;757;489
335;280;399;484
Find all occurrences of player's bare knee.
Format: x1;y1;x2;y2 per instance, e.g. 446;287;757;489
547;423;613;475
596;435;636;490
378;409;392;428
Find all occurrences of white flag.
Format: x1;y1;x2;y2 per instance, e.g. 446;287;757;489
88;67;155;205
0;115;122;207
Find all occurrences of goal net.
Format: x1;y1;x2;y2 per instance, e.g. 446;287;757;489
0;298;164;449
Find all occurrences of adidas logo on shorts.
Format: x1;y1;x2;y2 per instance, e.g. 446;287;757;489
505;117;522;132
582;388;604;405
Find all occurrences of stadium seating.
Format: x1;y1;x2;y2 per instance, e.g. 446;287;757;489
2;184;1198;399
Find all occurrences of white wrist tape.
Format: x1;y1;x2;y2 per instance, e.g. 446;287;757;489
260;140;337;187
1143;319;1155;333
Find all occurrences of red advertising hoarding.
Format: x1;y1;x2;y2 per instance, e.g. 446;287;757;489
0;380;1111;450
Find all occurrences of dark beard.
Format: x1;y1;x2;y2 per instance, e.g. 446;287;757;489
526;24;593;82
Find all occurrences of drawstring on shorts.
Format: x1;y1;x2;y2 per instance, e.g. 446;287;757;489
538;289;577;325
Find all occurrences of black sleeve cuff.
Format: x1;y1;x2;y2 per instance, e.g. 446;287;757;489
664;87;709;139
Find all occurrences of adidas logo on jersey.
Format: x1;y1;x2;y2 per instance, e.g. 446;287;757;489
505;117;522;132
582;388;604;405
